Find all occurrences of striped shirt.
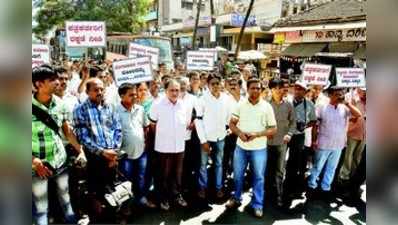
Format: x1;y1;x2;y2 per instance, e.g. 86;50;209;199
73;99;123;154
32;95;67;171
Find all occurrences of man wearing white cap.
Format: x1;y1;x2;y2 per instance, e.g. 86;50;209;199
284;80;317;205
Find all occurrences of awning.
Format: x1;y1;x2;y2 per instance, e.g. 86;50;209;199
328;42;358;53
282;43;327;57
354;45;366;59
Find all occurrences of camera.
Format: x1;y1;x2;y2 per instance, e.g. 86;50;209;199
296;121;307;132
104;181;133;208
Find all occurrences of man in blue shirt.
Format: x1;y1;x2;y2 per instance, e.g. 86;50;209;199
73;78;122;198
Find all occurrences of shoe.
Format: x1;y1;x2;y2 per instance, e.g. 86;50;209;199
216;190;225;199
140;197;157;209
225;198;241;210
306;187;316;200
175;194;188;207
160;201;170;211
253;208;263;218
198;189;206;199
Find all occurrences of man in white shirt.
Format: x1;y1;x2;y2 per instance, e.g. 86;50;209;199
54;67;79;125
195;73;231;200
226;78;277;218
307;87;361;201
149;79;189;211
115;83;156;209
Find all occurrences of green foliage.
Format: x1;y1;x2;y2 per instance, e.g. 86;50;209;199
33;0;153;38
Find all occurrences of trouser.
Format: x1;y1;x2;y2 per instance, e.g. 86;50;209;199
86;151;117;198
32;170;76;225
223;133;237;182
266;144;287;200
285;133;308;194
339;137;366;181
198;139;225;191
232;145;267;210
119;152;148;202
308;149;343;191
157;152;185;202
348;147;366;193
182;129;201;192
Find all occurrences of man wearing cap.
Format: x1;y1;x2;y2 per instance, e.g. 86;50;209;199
284;80;317;204
338;87;366;184
308;87;362;201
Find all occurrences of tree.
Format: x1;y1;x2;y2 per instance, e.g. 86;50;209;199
33;0;152;38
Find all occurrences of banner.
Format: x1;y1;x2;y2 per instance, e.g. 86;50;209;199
336;68;366;88
186;51;215;71
128;43;159;70
302;64;332;86
32;44;50;68
65;21;106;47
112;57;153;86
198;48;218;62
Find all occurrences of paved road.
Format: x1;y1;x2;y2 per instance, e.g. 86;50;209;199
122;187;366;225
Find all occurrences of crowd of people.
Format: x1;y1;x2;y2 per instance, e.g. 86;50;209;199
32;57;366;225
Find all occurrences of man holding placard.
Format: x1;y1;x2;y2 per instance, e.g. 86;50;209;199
307;87;362;202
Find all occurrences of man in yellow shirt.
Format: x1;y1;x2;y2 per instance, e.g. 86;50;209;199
227;78;277;218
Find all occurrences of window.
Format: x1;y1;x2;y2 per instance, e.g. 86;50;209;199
182;1;193;10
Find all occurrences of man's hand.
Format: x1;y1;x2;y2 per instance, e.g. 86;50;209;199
33;158;53;179
202;142;211;154
102;150;118;168
187;122;195;131
283;135;292;144
247;133;258;142
311;140;318;150
238;132;250;142
75;151;87;166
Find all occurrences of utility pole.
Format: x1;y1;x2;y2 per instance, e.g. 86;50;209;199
192;0;202;50
234;0;255;60
210;0;216;48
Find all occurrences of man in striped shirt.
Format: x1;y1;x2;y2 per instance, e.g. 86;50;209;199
73;78;122;199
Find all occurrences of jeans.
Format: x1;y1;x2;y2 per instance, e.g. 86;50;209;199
232;145;267;210
198;139;225;191
119;152;148;201
308;148;342;191
32;171;76;225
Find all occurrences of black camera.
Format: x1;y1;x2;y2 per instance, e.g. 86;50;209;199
296;121;307;132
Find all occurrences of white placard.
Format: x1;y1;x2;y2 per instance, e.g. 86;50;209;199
186;51;215;71
32;44;50;68
302;63;332;85
112;57;153;86
336;68;366;88
198;48;218;62
65;21;106;47
128;43;159;70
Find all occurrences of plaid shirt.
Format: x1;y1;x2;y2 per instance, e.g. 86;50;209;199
32;95;67;171
73;99;122;154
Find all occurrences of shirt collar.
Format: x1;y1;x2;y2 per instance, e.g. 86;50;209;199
32;95;56;111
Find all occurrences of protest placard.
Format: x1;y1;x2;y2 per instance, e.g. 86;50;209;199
186;51;215;71
128;43;159;70
65;21;106;47
336;68;366;88
198;48;218;62
302;63;332;86
112;56;153;86
32;44;50;68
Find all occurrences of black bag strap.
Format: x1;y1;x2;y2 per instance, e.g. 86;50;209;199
32;104;61;137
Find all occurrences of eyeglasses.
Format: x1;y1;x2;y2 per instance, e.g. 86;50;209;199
249;87;261;90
